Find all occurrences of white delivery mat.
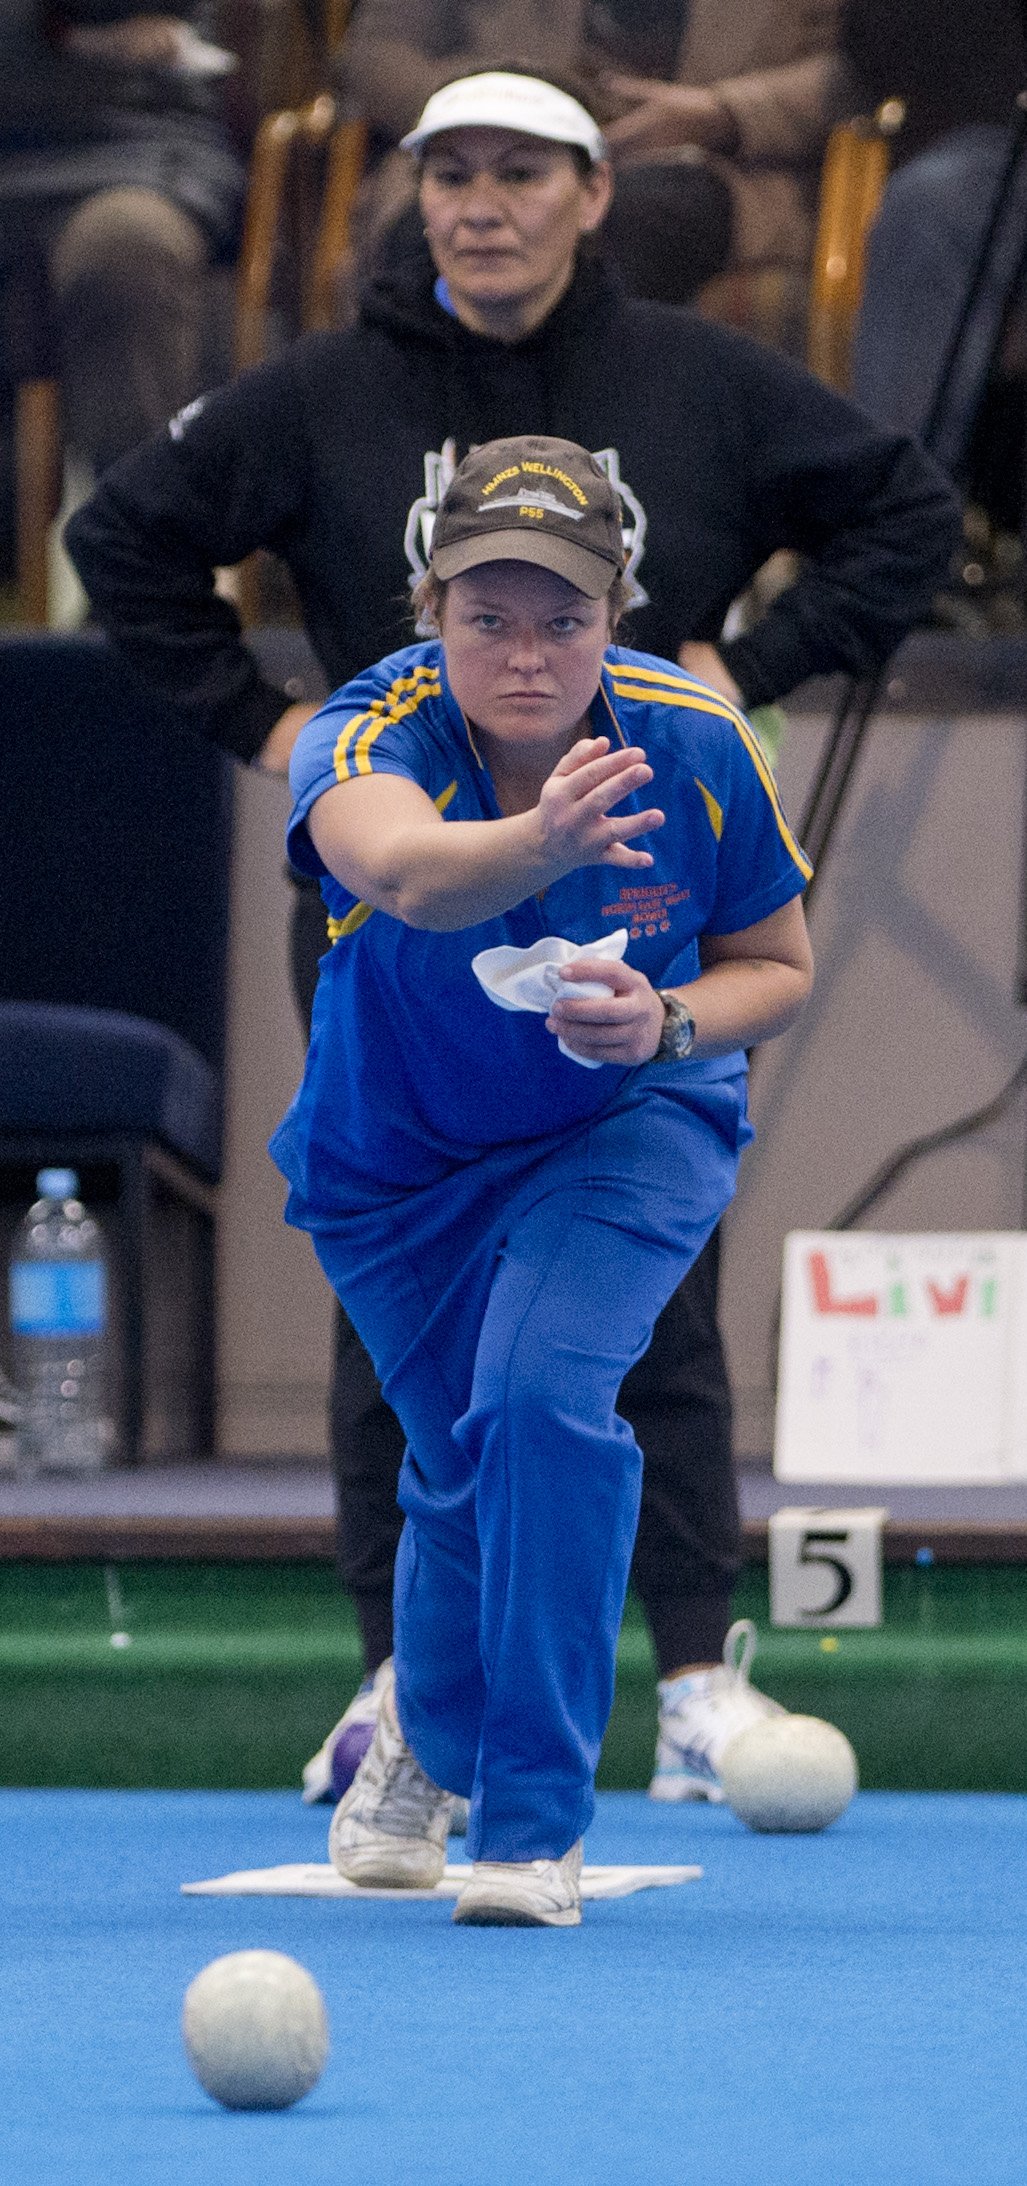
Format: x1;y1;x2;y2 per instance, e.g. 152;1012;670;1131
183;1862;701;1903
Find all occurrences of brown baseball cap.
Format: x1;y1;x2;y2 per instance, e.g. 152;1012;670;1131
430;436;626;598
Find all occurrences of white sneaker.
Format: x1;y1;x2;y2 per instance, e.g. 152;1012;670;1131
649;1619;787;1803
452;1840;583;1928
301;1658;393;1805
328;1669;453;1888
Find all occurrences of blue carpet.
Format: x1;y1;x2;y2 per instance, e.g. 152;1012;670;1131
2;1788;1024;2185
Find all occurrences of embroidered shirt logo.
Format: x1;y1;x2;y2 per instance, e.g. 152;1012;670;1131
601;880;690;939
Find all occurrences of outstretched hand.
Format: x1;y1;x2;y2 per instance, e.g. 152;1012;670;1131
535;736;664;876
546;957;666;1067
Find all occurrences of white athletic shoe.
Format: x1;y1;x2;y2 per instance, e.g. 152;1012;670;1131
301;1658;394;1805
328;1669;453;1888
649;1619;788;1803
452;1840;584;1928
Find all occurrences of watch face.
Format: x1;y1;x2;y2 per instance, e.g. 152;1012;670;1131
658;997;695;1060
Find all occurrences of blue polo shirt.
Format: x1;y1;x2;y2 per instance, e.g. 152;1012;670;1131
270;641;811;1197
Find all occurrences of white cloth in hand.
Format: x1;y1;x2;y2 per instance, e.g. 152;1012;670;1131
471;928;629;1067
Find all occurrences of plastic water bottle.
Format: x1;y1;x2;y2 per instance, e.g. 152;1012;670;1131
8;1169;116;1474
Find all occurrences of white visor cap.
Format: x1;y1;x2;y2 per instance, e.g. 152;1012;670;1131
400;72;606;164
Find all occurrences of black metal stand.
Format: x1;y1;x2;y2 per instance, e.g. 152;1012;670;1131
795;670;885;913
798;91;1027;919
922;91;1027;474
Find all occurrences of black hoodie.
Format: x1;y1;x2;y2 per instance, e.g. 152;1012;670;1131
67;250;960;762
0;4;243;257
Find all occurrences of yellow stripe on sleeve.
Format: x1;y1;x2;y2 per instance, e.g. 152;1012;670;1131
333;666;442;781
609;661;695;695
352;717;391;775
353;679;442;773
731;711;813;881
611;680;812;882
333;712;371;781
612;682;712;709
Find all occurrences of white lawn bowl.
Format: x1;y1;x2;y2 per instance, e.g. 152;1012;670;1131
719;1715;858;1832
182;1949;329;2110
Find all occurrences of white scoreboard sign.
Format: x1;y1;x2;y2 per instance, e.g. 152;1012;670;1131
774;1233;1027;1484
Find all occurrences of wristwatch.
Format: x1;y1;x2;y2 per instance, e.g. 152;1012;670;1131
654;991;696;1062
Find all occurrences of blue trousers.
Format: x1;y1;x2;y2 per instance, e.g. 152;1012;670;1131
293;1074;749;1862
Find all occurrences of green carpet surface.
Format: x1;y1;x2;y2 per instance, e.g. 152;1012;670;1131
1;1560;1025;1791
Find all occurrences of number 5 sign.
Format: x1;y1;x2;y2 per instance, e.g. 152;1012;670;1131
769;1507;888;1627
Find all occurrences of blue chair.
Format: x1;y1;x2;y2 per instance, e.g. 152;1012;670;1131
0;633;235;1460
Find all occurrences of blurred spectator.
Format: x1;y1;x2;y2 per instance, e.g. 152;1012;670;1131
849;2;1027;447
0;1;247;576
336;0;853;318
846;0;1027;615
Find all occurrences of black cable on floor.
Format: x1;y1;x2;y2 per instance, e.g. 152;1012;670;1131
765;1048;1027;1386
826;1047;1027;1233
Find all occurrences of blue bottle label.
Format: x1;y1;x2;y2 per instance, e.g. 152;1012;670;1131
9;1261;108;1337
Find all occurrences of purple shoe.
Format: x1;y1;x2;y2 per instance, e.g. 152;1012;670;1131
301;1659;392;1804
